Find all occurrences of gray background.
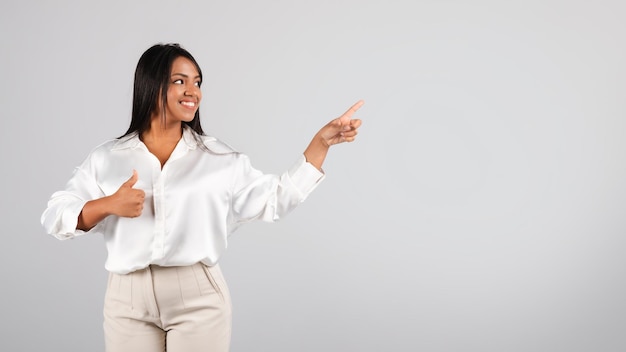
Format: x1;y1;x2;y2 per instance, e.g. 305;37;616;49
1;0;625;351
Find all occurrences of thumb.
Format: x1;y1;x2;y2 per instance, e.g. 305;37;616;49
123;169;138;188
338;114;351;127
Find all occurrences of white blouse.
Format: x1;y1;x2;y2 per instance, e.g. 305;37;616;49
41;126;325;274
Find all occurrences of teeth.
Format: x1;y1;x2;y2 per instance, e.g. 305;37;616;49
181;101;195;107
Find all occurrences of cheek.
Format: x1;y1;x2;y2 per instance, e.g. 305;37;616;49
167;89;183;107
168;87;181;100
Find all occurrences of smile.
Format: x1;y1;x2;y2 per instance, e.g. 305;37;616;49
180;101;196;108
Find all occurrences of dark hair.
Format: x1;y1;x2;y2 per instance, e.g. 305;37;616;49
120;43;205;138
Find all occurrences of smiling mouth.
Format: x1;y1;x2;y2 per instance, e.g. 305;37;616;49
180;101;196;108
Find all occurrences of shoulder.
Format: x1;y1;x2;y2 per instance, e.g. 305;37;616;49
200;135;239;155
183;127;239;155
183;126;238;154
85;131;142;159
82;134;137;160
87;138;121;158
71;138;120;172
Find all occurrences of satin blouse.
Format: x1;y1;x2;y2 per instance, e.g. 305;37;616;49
41;126;325;274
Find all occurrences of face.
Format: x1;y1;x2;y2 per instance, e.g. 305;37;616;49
161;56;202;124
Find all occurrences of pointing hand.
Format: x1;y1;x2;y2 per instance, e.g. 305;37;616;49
318;100;364;146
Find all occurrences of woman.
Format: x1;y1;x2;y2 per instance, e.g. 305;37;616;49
41;43;362;352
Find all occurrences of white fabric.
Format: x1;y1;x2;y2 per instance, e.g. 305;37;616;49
41;126;325;274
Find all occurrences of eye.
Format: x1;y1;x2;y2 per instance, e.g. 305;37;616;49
195;81;202;87
173;79;183;85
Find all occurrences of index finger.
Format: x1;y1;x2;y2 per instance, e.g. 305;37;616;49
341;100;365;119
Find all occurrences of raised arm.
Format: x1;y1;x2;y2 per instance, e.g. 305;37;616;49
303;100;364;170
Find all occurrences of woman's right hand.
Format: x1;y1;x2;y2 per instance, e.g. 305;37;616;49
77;170;145;231
109;170;145;218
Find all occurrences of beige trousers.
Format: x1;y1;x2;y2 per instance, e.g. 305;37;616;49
103;262;232;352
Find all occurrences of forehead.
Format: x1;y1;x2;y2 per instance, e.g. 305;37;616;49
171;56;199;76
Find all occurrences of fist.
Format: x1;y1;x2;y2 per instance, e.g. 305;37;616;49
111;170;145;218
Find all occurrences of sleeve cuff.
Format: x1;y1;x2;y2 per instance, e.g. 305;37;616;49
287;154;325;196
57;200;88;239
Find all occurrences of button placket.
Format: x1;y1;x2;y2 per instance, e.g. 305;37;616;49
151;164;166;261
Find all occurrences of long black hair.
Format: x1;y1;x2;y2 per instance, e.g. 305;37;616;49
120;43;205;138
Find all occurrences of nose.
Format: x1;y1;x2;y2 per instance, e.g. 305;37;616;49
184;83;200;97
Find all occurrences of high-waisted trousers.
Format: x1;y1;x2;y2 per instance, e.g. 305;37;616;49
103;262;232;352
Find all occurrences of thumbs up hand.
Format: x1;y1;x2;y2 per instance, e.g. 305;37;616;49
111;170;145;218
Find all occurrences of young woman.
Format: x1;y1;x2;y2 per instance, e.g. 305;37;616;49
41;43;363;352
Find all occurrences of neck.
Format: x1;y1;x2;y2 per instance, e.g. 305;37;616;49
141;116;183;143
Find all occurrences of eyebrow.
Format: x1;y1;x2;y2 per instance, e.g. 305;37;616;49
171;73;201;79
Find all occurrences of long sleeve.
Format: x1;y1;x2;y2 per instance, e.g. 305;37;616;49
40;128;327;274
41;154;107;240
228;154;324;232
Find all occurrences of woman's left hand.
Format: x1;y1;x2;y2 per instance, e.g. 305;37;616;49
303;100;364;170
318;100;364;146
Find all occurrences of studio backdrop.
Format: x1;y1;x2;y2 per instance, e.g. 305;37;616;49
1;0;625;351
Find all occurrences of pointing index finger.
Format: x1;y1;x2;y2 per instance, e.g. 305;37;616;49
341;100;365;119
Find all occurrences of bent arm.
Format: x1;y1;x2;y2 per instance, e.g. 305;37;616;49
77;197;115;231
77;170;144;231
41;166;104;240
42;160;144;239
